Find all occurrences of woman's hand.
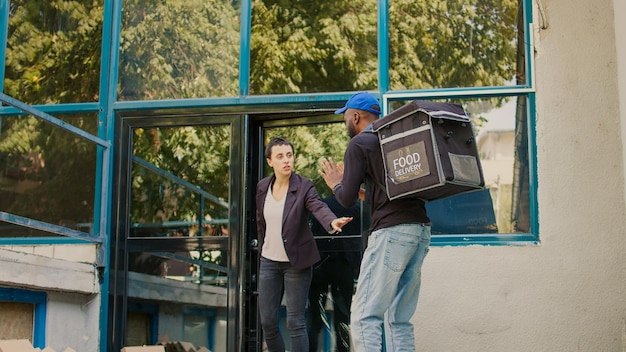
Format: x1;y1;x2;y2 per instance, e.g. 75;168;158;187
331;217;354;233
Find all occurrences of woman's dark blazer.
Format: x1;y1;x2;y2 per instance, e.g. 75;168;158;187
256;173;337;270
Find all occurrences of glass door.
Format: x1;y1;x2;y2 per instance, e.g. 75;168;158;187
110;114;246;352
246;113;367;352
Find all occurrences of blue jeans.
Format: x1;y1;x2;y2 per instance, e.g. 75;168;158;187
259;257;312;352
350;223;431;352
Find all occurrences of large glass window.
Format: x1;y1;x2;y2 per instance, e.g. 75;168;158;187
130;125;230;238
388;0;521;90
123;122;233;351
259;93;532;238
118;0;240;100
0;113;99;237
384;95;530;236
4;0;103;104
250;0;378;94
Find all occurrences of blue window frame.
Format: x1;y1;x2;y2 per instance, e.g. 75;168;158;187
0;287;47;348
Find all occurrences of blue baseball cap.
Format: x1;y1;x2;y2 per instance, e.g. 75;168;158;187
335;92;381;115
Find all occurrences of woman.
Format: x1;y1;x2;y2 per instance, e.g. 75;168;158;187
256;137;353;352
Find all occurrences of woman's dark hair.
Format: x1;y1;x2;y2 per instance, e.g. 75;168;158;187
264;137;294;159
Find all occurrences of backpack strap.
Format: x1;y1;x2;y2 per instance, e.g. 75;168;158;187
363;128;391;199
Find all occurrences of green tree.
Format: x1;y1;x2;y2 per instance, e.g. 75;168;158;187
388;0;518;89
4;0;103;104
118;0;240;100
250;0;518;93
250;0;378;93
2;0;526;235
130;125;230;226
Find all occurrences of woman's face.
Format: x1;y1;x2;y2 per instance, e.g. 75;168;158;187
266;144;294;177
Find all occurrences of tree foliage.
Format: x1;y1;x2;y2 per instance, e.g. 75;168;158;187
131;125;230;226
4;0;103;104
2;0;522;234
4;0;519;102
250;0;518;93
0;114;98;232
250;0;378;93
118;0;240;100
388;0;518;89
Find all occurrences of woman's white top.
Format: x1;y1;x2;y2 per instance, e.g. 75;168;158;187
261;183;289;262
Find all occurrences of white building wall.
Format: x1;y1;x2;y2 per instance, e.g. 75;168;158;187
411;0;626;351
616;0;626;208
45;291;101;352
0;246;100;351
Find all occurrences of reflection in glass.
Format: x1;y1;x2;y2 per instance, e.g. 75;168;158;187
5;0;102;104
0;221;63;238
183;310;217;350
126;311;152;347
128;250;228;351
0;114;98;236
388;0;522;89
130;125;230;238
388;96;529;234
127;122;230;351
129;250;228;286
250;0;378;94
118;0;240;100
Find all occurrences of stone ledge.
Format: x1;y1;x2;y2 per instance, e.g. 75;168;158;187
0;248;98;294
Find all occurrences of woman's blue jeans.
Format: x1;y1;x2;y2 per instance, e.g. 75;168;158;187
350;223;431;352
259;257;312;352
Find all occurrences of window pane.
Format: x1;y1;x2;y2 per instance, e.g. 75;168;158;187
0;302;34;340
250;0;378;94
118;0;240;100
129;250;228;287
0;222;64;238
0;114;98;237
388;0;522;89
127;121;231;350
388;96;530;234
128;250;228;351
5;0;102;104
126;311;151;347
183;314;210;349
130;125;230;238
